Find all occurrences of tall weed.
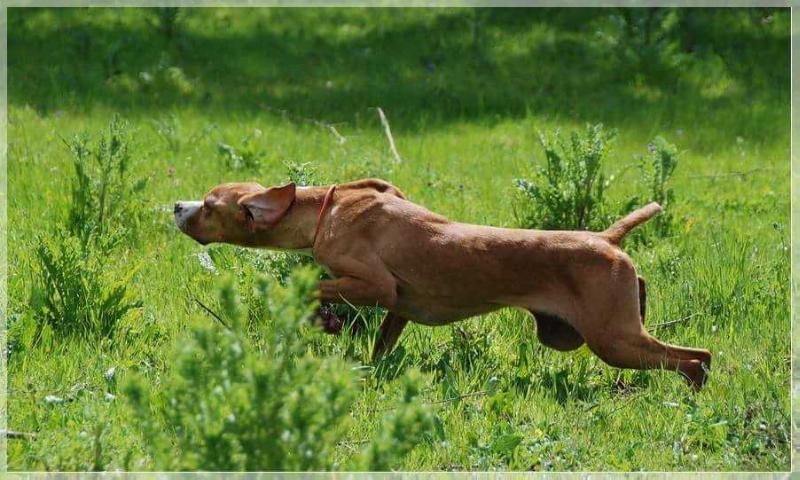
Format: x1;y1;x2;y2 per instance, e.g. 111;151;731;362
21;115;146;346
217;129;264;172
124;267;432;470
514;124;679;244
639;136;679;237
27;234;142;345
65;115;147;249
514;123;617;231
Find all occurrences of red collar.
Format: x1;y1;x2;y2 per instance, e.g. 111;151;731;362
312;185;337;248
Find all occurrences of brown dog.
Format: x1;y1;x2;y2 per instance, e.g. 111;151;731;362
175;178;711;390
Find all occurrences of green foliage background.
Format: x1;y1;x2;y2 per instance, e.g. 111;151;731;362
6;7;790;471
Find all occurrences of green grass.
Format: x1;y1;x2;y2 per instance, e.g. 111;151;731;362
6;7;790;471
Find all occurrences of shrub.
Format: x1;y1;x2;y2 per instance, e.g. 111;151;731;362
514;123;617;231
149;7;182;40
514;125;680;245
639;136;679;236
28;234;142;344
217;130;264;171
151;113;181;156
124;267;432;471
17;115;146;347
598;9;688;80
65;115;147;249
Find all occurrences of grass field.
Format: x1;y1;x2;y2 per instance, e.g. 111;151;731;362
6;8;791;471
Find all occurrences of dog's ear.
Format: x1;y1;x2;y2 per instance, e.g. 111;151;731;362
238;182;296;228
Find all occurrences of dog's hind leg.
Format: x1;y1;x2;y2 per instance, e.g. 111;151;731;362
531;311;585;352
638;276;646;324
583;324;711;391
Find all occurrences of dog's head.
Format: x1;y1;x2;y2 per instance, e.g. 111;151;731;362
174;182;296;247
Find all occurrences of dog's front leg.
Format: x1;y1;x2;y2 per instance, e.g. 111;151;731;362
372;312;409;361
318;275;397;310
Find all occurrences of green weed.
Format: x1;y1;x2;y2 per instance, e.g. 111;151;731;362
514;124;680;245
64;115;147;248
24;234;142;346
640;136;679;236
217;130;264;172
125;267;432;470
514;123;618;231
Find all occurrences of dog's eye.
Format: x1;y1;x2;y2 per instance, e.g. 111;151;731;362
242;206;254;222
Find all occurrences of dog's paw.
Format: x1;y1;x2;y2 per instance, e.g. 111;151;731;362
317;305;343;335
679;358;710;392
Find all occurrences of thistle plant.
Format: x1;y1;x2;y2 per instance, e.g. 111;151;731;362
514;123;617;231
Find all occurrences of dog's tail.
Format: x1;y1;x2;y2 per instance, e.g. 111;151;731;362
601;202;663;245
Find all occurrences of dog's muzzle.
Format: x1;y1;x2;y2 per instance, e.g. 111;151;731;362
174;201;202;232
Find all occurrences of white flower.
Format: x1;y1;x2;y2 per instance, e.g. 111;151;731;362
196;252;217;273
44;395;64;404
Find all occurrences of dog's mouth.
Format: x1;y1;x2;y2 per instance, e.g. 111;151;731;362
175;220;211;246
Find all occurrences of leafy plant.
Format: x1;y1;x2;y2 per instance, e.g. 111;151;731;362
514;123;617;231
149;8;182;41
27;234;142;345
217;130;264;171
639;136;679;236
64;115;147;248
16;115;146;347
151;113;181;155
514;125;680;245
124;267;432;470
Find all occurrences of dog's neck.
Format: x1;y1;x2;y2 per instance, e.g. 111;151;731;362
259;186;331;251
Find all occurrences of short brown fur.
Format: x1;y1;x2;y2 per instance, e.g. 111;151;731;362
175;178;711;390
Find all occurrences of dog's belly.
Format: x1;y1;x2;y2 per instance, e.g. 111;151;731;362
394;292;502;326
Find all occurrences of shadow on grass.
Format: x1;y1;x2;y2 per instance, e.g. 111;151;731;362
9;8;789;139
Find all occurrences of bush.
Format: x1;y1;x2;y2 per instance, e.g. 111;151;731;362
65;115;147;249
639;136;679;236
151;113;181;156
124;267;432;471
514;124;617;231
149;8;182;40
27;234;142;344
217;130;264;171
16;115;146;347
514;124;680;244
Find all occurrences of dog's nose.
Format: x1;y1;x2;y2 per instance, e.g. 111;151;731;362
174;203;182;214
